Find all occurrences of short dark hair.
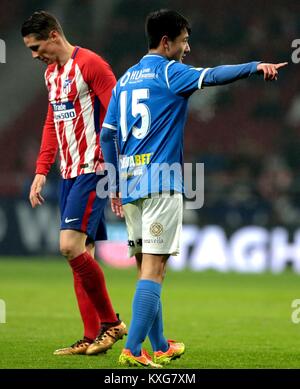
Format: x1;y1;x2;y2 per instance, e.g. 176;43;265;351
21;11;63;40
145;9;191;49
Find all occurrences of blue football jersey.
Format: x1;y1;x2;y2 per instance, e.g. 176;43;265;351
103;54;206;203
102;54;259;203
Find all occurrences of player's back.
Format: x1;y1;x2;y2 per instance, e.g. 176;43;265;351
105;53;203;202
114;54;188;166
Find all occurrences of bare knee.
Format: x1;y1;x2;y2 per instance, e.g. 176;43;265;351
60;242;76;259
140;254;169;283
60;230;87;260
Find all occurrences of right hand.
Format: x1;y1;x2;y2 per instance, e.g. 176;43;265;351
29;174;46;208
256;62;288;81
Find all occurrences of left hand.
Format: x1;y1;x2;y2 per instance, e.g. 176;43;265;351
110;193;124;218
257;62;288;81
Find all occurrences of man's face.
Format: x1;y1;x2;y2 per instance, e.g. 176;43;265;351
23;32;57;65
166;28;190;62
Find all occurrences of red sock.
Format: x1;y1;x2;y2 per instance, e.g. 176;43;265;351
73;270;100;340
69;251;118;323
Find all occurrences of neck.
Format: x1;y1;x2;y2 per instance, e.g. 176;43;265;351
56;39;75;67
148;47;166;58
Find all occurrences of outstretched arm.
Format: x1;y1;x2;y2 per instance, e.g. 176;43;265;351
202;61;288;86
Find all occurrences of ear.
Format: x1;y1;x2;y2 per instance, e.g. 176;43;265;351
161;35;170;51
49;30;59;41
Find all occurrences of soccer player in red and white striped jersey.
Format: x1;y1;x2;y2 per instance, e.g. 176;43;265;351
21;11;127;356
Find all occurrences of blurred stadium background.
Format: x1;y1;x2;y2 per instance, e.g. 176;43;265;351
1;0;300;273
1;0;300;370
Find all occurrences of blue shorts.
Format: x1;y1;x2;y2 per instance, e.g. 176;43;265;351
60;173;108;242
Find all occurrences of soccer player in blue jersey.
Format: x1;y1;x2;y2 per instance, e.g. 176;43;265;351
100;9;287;367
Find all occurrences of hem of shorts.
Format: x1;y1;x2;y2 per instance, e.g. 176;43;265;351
142;249;180;256
60;227;107;242
60;226;87;234
60;226;102;242
127;250;179;257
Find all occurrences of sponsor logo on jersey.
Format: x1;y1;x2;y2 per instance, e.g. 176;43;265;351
51;101;76;122
120;153;152;169
119;153;152;179
120;68;156;86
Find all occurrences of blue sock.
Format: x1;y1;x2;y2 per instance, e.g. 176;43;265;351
148;300;169;352
125;279;161;356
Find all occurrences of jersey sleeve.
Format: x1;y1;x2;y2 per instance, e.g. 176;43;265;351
101;88;119;192
165;61;206;96
100;126;119;193
84;54;117;110
102;87;118;130
202;62;259;86
35;104;58;176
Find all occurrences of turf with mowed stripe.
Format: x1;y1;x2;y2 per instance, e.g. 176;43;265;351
0;258;300;368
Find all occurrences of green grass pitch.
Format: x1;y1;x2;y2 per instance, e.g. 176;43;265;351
0;257;300;369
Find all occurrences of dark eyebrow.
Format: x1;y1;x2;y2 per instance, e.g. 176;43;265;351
29;45;39;52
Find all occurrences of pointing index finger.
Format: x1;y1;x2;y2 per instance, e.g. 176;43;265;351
275;62;288;70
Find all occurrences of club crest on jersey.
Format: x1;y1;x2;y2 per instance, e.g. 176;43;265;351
63;78;73;94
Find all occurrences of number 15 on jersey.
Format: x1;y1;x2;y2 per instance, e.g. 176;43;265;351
120;88;151;141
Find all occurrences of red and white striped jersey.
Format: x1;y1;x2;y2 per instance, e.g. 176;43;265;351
35;46;116;179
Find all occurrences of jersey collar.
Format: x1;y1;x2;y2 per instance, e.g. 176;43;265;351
142;54;166;60
71;46;80;59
